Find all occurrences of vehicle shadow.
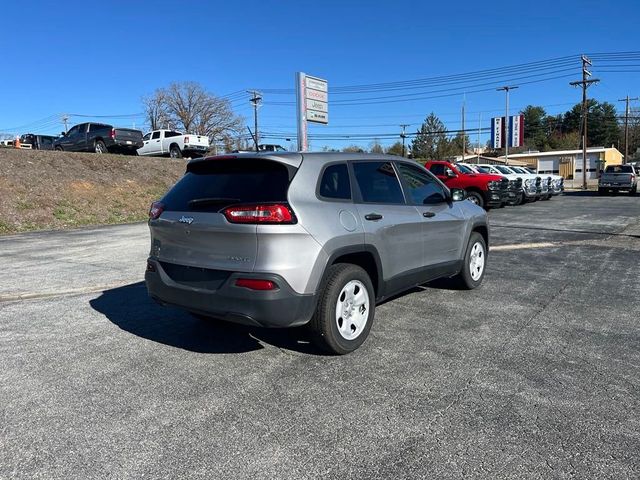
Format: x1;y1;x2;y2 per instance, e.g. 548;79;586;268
562;190;600;197
89;282;325;355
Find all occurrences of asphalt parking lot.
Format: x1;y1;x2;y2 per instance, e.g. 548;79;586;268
1;192;639;479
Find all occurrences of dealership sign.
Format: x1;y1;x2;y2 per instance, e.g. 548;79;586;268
296;72;329;151
491;115;524;148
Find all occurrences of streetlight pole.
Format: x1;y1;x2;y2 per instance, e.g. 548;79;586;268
497;86;518;165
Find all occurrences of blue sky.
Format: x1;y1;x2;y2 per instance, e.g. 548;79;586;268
1;0;639;150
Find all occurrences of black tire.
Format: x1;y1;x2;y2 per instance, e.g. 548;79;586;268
598;188;604;195
170;145;183;158
466;191;485;209
95;140;108;154
513;193;524;206
54;146;63;151
309;264;375;355
455;232;487;290
630;186;637;196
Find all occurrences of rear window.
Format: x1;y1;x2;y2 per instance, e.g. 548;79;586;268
605;165;633;173
162;159;293;212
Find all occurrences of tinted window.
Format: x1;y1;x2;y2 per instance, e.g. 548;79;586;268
152;131;161;139
605;165;633;173
67;125;80;136
143;133;151;141
319;163;351;200
353;161;404;204
162;159;293;212
397;163;447;205
428;163;445;176
89;124;106;132
476;166;491;173
165;131;181;138
39;137;53;147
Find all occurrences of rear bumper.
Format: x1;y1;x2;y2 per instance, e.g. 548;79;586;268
145;258;317;328
110;139;143;151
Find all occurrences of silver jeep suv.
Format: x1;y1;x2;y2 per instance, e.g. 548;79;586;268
145;152;489;354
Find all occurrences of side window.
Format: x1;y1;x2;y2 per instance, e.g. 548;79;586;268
428;163;445;176
397;163;447;205
353;161;405;204
143;133;151;141
165;131;180;138
319;163;351;200
152;131;161;140
67;125;80;136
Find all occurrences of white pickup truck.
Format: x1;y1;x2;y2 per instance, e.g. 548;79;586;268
137;129;209;158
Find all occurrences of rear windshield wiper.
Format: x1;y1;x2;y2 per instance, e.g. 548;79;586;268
188;197;241;209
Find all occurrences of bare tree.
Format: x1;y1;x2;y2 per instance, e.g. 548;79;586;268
142;91;168;130
142;82;244;144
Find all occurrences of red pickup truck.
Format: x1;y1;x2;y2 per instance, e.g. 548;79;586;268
425;160;509;208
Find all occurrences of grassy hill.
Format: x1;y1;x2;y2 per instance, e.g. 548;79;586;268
0;148;186;234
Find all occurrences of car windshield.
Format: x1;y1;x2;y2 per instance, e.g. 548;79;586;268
476;166;491;173
456;164;474;174
496;166;513;174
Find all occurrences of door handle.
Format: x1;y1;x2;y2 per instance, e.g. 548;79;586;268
422;211;436;218
364;213;383;221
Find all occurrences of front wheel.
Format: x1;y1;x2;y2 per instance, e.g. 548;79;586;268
455;232;487;290
466;191;485;209
309;264;375;355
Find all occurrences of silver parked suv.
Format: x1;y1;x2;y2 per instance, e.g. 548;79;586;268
145;153;489;354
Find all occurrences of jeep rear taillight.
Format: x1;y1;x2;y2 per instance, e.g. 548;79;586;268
184;136;189;143
110;128;116;139
149;201;164;220
222;204;294;224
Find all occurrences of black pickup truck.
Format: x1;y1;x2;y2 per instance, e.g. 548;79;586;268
53;122;143;154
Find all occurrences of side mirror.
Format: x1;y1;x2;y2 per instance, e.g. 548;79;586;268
61;131;66;136
446;169;456;178
451;188;466;202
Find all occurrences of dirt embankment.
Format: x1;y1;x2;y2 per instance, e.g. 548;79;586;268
0;148;186;235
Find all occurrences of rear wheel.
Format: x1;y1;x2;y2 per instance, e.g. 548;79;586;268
466;191;484;209
54;146;63;151
170;145;182;158
309;264;375;355
455;232;487;290
95;140;107;154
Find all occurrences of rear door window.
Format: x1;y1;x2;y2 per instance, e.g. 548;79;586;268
428;163;445;176
162;159;294;212
353;161;405;204
319;163;351;200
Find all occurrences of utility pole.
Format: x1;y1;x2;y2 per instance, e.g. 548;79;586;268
477;112;482;164
248;90;262;152
570;55;599;189
461;97;466;161
618;95;638;164
62;114;69;133
496;86;518;165
400;124;409;157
